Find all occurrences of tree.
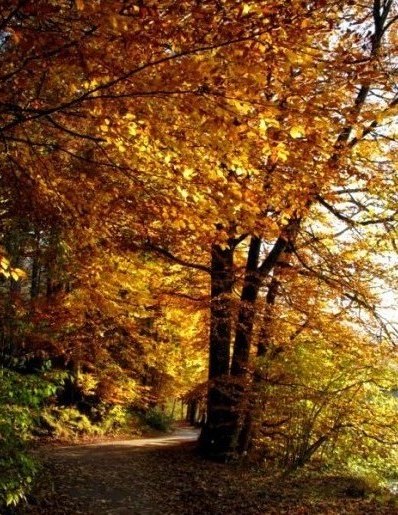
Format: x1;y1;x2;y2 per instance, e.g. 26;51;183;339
196;0;398;460
1;0;397;465
253;326;398;477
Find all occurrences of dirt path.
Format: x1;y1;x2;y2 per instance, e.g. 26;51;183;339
27;426;200;515
18;427;398;515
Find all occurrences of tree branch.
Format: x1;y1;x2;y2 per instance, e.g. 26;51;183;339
45;115;105;142
0;29;272;134
257;235;288;278
145;241;211;274
0;0;28;32
316;194;398;227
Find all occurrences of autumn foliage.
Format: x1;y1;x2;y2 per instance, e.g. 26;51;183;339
0;0;398;507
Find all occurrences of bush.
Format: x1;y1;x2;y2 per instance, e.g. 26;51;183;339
96;404;141;435
40;406;100;439
143;407;173;431
40;402;144;439
0;442;37;507
0;369;56;508
254;336;398;483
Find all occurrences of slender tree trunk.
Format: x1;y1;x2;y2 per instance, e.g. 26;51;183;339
171;398;177;418
231;236;262;376
239;226;299;454
238;274;280;454
30;230;41;299
187;399;198;425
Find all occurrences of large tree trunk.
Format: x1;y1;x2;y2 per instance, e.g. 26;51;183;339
200;222;297;460
216;236;262;456
198;243;235;459
230;237;262;376
229;223;299;457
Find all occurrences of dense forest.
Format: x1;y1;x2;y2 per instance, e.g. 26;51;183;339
1;0;398;511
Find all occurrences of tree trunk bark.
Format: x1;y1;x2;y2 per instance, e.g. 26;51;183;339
200;222;297;460
198;243;235;459
231;236;262;376
187;399;198;425
238;273;280;454
238;224;299;455
213;236;263;457
30;230;41;299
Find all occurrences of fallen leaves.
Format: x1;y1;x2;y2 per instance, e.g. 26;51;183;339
16;436;398;514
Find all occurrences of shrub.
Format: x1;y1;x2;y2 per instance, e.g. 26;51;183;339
143;407;173;431
40;406;100;439
254;336;398;483
96;404;141;434
0;369;56;508
40;402;143;439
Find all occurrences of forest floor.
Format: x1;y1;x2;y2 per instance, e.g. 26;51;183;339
15;425;398;515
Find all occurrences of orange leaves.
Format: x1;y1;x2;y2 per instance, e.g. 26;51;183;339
1;0;397;326
240;4;251;17
0;256;10;273
182;168;195;180
271;142;289;163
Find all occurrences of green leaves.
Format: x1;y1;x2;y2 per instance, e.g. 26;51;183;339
0;369;56;508
256;333;398;477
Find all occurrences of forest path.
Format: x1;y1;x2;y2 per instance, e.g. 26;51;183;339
18;425;397;515
33;425;200;514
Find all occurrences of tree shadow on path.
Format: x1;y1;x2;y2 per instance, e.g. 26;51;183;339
16;425;397;515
